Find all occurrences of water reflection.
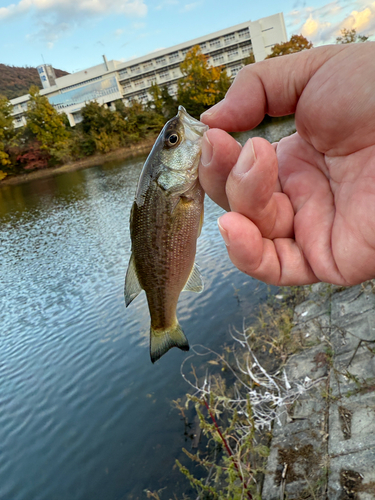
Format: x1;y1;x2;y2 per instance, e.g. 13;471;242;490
0;118;294;500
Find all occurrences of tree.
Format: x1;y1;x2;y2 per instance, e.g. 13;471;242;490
243;53;255;66
336;28;369;44
266;34;313;58
25;86;69;154
148;83;178;120
79;101;129;154
177;45;231;118
0;95;14;167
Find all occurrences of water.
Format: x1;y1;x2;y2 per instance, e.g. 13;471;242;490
0;116;295;500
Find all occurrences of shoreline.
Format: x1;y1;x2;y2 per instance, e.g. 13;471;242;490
0;135;158;187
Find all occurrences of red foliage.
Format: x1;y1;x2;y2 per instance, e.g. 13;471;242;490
16;143;50;170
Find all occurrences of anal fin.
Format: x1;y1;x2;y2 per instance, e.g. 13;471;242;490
183;262;204;293
124;253;142;307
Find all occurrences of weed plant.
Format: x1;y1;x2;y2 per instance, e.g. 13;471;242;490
147;286;318;500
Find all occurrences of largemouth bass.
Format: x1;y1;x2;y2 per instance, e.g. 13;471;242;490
124;106;209;363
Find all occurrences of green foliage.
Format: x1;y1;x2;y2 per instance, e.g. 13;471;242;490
25;86;70;160
148;83;178;120
336;28;369;44
266;34;313;58
2;42;232;177
177;45;231;118
79;101;128;154
0;95;15;167
242;53;255;66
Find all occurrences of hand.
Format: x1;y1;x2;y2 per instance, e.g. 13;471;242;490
199;42;375;286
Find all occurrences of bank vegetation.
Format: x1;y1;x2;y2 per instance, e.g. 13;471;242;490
1;29;368;181
0;46;231;181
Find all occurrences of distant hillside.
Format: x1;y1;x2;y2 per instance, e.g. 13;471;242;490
0;64;69;100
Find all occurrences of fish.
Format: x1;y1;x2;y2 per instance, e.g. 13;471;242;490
124;106;209;363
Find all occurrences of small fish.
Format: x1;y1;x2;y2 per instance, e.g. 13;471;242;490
125;106;209;363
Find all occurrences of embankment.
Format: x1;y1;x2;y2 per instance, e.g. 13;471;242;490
0;135;158;187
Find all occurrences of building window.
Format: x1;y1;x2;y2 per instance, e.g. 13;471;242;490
238;28;250;39
228;48;238;60
241;44;252;56
131;65;141;74
213;54;224;64
230;64;243;77
138;91;148;103
159;71;169;81
181;47;190;57
210;38;221;49
147;77;156;86
156;57;166;66
224;33;235;44
134;79;145;88
143;62;153;71
199;42;206;50
169;52;179;62
168;85;177;96
172;69;179;78
123;82;132;91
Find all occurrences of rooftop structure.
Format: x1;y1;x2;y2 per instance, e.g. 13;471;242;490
11;12;287;127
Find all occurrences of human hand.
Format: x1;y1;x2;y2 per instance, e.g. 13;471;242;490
199;42;375;286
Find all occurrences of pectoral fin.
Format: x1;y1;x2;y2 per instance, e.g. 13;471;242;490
183;262;204;293
124;253;142;307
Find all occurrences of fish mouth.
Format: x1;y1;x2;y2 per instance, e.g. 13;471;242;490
178;106;209;137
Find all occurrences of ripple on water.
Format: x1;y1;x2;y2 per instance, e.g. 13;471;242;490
0;148;273;500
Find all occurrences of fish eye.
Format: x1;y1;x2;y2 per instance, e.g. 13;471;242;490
165;132;180;148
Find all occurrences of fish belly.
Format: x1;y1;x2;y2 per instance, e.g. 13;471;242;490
131;181;203;331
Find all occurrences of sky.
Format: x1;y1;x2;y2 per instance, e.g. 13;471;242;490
0;0;374;73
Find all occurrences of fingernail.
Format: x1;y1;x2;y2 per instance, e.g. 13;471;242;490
217;217;229;246
201;99;224;119
233;138;256;175
200;133;213;167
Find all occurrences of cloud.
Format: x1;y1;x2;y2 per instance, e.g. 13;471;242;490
181;2;198;12
300;14;331;39
343;5;375;32
0;0;147;20
286;0;375;45
132;21;146;29
115;28;125;38
25;19;71;47
0;0;147;46
155;0;178;10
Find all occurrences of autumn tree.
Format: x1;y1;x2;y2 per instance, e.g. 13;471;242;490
243;52;255;66
0;96;14;168
266;34;313;58
77;101;129;154
26;86;69;153
177;45;231;118
148;82;178;120
336;28;369;44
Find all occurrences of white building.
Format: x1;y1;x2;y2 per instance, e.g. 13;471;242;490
11;12;287;127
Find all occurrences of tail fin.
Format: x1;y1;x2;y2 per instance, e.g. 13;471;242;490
150;322;189;363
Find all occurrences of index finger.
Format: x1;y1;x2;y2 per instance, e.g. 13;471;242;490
200;45;345;132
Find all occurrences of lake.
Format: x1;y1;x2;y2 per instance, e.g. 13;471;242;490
0;116;295;500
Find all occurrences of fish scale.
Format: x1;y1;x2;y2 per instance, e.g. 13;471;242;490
124;106;208;363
